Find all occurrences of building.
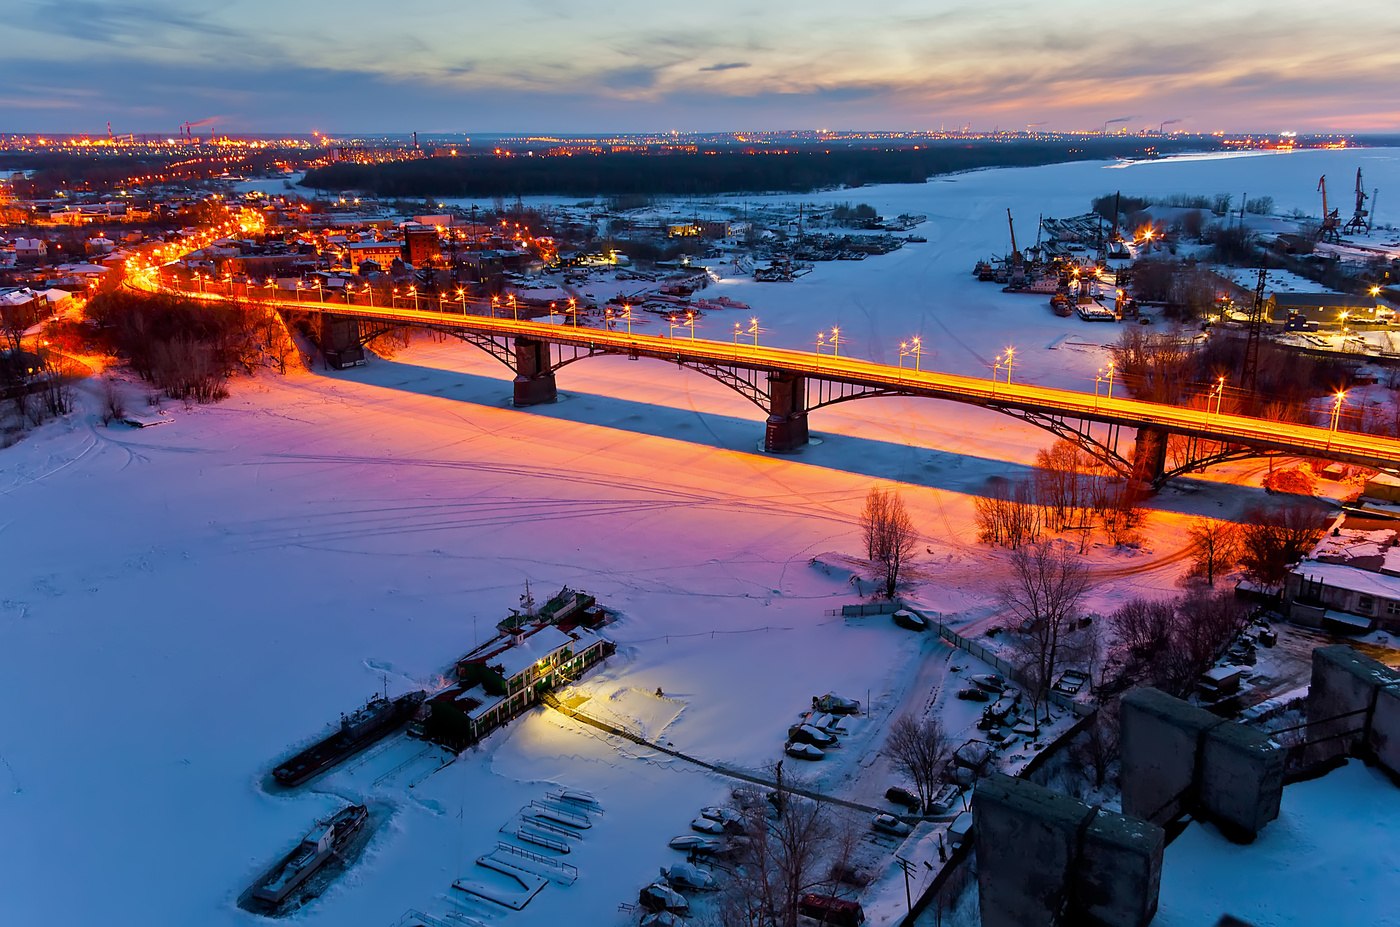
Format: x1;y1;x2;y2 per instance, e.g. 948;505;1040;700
1284;511;1400;633
403;225;441;268
422;621;612;748
344;240;405;272
1267;292;1385;328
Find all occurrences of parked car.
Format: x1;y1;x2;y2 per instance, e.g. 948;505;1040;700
957;687;991;702
872;814;912;837
885;786;921;810
970;673;1006;693
892;609;928;632
785;741;825;760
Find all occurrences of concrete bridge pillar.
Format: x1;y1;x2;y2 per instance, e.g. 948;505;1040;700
764;371;809;452
512;337;557;406
1132;427;1169;486
320;314;365;369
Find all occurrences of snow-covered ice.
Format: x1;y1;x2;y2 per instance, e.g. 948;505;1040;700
3;147;1397;925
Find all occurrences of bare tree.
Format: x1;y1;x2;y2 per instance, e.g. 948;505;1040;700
1000;541;1090;723
1187;517;1240;585
724;787;835;927
1070;700;1121;791
1238;502;1331;587
885;715;949;814
860;486;918;598
1105;590;1248;697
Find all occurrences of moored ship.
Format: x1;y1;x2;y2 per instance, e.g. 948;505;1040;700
250;804;368;906
273;691;425;787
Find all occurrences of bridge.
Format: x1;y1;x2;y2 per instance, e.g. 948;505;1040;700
142;276;1400;485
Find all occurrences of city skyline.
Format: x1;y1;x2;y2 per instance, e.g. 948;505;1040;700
6;0;1398;135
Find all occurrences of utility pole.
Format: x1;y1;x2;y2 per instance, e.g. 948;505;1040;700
1241;266;1268;396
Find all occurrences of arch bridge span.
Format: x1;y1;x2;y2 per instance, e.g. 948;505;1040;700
243;295;1400;486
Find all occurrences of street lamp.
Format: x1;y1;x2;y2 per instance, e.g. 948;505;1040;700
829;326;841;358
409;285;418;311
457;288;467;314
510;293;518;321
900;337;923;371
748;317;759;347
685;310;696;340
491;295;500;318
1211;375;1226;417
620;304;633;335
1328;389;1347;448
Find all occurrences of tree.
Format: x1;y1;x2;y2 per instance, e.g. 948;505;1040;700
885;715;949;814
860;486;918;598
1188;518;1240;586
1237;503;1331;586
723;787;835;927
1105;590;1247;697
1070;701;1121;791
1000;541;1090;723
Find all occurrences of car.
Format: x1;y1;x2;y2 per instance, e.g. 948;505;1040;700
970;673;1007;693
872;813;912;837
885;786;921;810
892;609;928;632
691;817;726;835
957;687;991;702
785;741;825;760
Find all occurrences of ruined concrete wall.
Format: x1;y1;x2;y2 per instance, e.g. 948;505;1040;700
1306;645;1400;775
1120;687;1282;841
973;773;1163;927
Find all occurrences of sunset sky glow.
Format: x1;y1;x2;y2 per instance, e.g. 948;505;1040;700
6;0;1398;134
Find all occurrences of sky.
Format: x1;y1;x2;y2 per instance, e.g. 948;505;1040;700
5;0;1399;136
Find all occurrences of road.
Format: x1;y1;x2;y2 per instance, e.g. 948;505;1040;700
138;271;1400;473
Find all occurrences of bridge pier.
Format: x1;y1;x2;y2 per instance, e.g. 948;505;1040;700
320;314;365;369
512;337;558;406
764;371;809;452
1133;427;1169;487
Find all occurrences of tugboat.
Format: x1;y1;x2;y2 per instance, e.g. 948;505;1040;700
273;691;425;786
250;804;368;906
1050;293;1073;317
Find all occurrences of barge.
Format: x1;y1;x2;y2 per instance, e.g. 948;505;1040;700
250;804;368;906
273;691;425;787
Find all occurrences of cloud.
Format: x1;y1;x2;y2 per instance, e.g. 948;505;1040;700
699;62;750;72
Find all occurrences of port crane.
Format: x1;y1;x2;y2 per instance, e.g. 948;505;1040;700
1343;168;1371;235
1006;208;1021;264
1315;175;1342;243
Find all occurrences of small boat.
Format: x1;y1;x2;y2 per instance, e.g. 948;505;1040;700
669;834;724;853
691;817;726;835
785;741;824;761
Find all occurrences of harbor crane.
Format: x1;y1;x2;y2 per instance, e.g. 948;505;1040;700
1316;175;1342;243
1006;209;1021;264
1343;168;1371;235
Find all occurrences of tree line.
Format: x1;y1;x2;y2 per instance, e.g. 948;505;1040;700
302;139;1221;198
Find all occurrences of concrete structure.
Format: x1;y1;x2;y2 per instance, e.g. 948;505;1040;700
1120;688;1282;841
1305;645;1400;772
973;773;1163;927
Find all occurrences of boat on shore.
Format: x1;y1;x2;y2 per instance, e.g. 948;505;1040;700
273;691;425;787
250;804;368;906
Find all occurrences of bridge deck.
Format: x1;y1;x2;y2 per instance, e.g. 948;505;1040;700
136;276;1400;472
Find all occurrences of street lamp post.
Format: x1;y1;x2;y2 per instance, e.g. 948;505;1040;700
491;295;500;318
1328;390;1347;449
900;337;923;371
830;326;841;358
748;317;760;348
1211;376;1226;417
621;305;633;335
685;310;696;340
458;288;467;314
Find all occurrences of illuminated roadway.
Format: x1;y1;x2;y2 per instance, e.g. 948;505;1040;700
139;278;1400;473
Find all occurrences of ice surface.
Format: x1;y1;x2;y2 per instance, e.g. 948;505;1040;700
3;148;1396;925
